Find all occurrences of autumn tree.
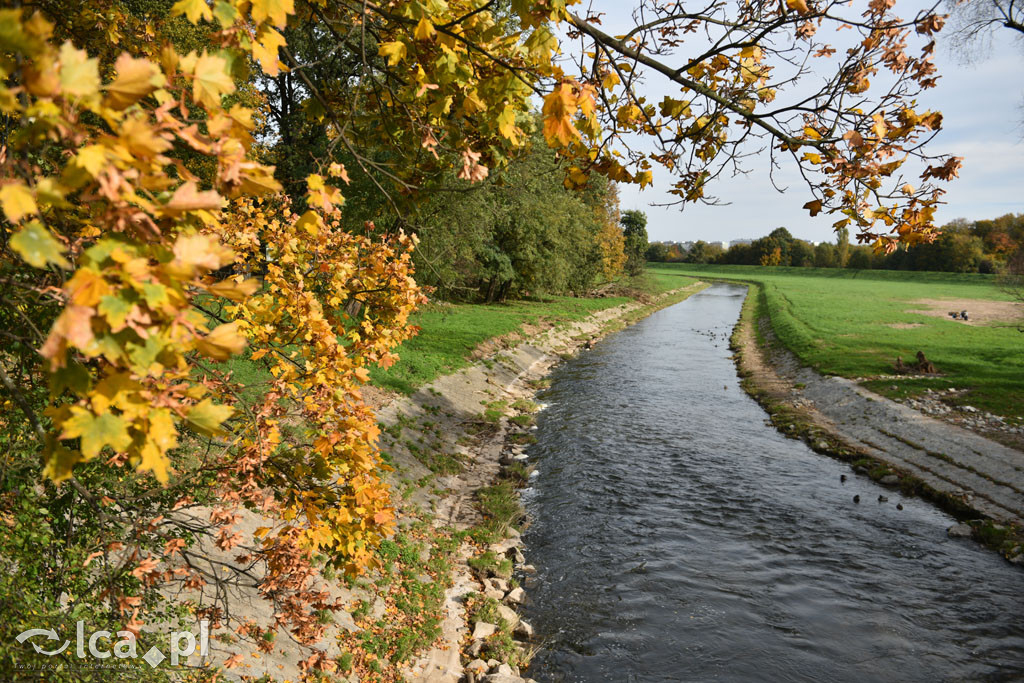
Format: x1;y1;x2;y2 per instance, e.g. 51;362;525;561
555;1;956;251
595;181;628;280
0;0;569;676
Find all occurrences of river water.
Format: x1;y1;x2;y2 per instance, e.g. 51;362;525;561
521;283;1024;682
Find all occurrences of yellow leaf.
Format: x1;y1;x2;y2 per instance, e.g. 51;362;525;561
74;145;108;177
462;89;485;115
164;181;224;214
206;278;259;302
171;233;234;275
542;83;579;147
43;443;81;483
251;0;294;28
139;408;177;483
185;398;234;436
60;407;132;460
379;41;407;67
10;220;70;269
740;45;763;61
803;126;822;140
192;52;235;109
195;321;246;360
252;26;286;76
294;209;322;236
786;0;810;13
105;54;162;110
1;182;37;222
497;106;519;143
637;170;653;189
66;267;111;306
414;17;435;41
170;0;213;24
58;42;100;99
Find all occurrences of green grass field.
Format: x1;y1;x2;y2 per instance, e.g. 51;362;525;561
370;271;691;394
650;264;1024;420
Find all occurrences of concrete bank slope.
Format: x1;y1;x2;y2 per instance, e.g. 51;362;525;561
374;282;710;683
734;286;1024;561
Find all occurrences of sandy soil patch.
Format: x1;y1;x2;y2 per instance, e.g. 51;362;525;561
887;322;924;329
906;298;1024;326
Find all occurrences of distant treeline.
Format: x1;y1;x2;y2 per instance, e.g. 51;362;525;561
647;214;1024;273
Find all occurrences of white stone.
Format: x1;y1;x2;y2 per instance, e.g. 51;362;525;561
505;587;525;604
497;604;520;628
466;659;489;674
514;619;534;639
472;621;497;640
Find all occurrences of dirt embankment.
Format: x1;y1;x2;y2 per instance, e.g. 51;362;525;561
732;286;1024;563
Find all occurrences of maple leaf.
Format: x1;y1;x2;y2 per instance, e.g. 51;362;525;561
414;17;436;41
10;220;70;269
164;181;224;214
328;162;350;183
803;199;823;216
542;84;579;147
497;106;519;143
172;233;233;274
252;26;286;76
138;409;177;483
42;443;81;483
379;41;407;67
206;278;259;302
195;321;247;360
58;41;100;99
60;407;132;460
66;267;111;307
170;0;213;24
192;52;235;109
251;0;294;28
1;182;37;222
74;145;108;177
105;54;162;110
185;398;234;436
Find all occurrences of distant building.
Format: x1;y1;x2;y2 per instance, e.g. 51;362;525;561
729;238;753;248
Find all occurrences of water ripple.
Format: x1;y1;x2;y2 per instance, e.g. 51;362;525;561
522;284;1024;682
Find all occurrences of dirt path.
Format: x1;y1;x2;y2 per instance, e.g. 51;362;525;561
735;289;1024;532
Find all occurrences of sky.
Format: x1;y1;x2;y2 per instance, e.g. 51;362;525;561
567;2;1024;244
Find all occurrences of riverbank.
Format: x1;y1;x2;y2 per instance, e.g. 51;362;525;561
731;284;1024;562
651;264;1024;441
367;280;710;683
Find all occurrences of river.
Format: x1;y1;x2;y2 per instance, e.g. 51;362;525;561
521;283;1024;682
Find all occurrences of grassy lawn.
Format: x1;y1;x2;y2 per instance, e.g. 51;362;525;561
650;264;1024;420
370;271;693;394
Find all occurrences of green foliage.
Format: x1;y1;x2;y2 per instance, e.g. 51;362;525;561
406;125;613;301
716;213;1024;274
621;209;649;275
